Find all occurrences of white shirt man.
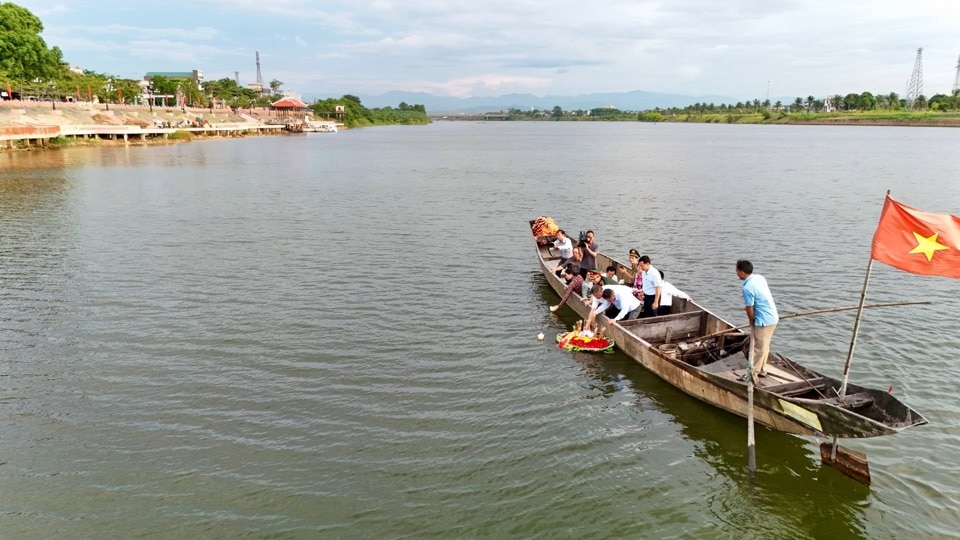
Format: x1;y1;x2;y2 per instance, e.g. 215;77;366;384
589;284;642;325
655;269;690;316
552;230;573;259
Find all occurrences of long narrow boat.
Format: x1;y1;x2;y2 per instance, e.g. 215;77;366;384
532;220;927;439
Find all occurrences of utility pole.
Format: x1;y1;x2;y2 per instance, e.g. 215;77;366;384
953;54;960;94
256;51;264;95
906;48;923;109
234;71;240;86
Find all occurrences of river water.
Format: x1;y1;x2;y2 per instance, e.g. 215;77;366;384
1;122;959;538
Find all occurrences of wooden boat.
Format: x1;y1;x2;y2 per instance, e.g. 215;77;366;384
532;220;927;439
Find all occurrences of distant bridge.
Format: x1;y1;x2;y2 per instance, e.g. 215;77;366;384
429;113;510;121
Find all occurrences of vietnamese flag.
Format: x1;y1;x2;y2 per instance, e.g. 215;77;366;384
871;195;960;278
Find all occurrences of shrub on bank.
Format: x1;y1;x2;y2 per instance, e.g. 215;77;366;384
168;130;193;141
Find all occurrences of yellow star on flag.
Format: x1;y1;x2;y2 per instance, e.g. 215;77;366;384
908;231;949;262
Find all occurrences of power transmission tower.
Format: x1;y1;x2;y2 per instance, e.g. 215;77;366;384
953;54;960;94
906;47;923;109
256;51;264;94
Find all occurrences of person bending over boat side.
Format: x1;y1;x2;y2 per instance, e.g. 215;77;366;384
637;256;663;318
597;285;643;322
580;230;599;271
550;264;584;313
551;230;574;275
656;270;691;316
736;260;779;380
585;284;640;328
583;284;610;329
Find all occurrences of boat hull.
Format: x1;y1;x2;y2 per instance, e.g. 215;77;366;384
532;221;927;439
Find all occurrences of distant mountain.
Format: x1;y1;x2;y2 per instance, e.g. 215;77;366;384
352;90;739;114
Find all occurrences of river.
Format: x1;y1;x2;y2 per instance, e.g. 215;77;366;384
1;122;959;538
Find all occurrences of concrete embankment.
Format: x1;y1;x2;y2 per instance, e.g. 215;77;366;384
0;101;284;150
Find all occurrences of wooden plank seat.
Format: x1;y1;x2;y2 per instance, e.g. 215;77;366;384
764;378;828;397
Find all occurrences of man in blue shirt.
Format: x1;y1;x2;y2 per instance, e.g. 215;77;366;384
736;260;779;380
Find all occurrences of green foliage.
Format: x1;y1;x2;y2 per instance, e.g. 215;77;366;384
309;95;429;127
0;2;66;81
637;111;662;122
168;130;193;141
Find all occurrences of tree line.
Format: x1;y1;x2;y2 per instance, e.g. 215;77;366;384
502;88;960;123
0;2;430;127
310;95;429;127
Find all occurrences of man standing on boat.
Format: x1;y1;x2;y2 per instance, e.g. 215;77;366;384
736;260;779;379
637;256;663;318
580;230;599;271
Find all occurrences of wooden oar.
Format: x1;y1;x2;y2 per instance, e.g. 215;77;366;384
700;301;932;341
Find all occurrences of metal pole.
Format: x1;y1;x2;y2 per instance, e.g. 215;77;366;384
747;328;756;474
831;256;875;460
839;258;875;399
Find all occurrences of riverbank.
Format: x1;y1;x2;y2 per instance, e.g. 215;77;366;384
0;101;306;152
649;110;960;127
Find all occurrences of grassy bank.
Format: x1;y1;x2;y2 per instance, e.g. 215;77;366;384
652;110;960;126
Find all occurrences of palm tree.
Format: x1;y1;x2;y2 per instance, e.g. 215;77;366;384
806;95;815;112
830;95;843;111
793;97;804;112
888;92;900;109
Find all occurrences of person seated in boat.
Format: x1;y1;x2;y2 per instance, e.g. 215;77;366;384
585;284;641;328
656;270;691;316
582;268;603;298
550;264;583;313
602;265;621;285
550;230;574;275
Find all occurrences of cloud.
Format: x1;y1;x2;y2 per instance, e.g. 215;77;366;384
73;24;221;41
15;0;960;99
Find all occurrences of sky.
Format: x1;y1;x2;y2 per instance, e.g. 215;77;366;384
16;0;960;102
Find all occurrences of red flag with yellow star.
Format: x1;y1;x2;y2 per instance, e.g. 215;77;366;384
871;195;960;278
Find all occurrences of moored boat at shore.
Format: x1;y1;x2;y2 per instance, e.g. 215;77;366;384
304;121;338;133
531;219;927;439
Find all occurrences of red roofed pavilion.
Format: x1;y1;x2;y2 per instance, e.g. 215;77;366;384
271;96;308;122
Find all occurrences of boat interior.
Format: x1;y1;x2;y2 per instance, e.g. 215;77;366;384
535;231;841;399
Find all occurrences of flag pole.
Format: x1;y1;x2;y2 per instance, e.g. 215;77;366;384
838;258;874;400
747;328;756;474
831;190;888;460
